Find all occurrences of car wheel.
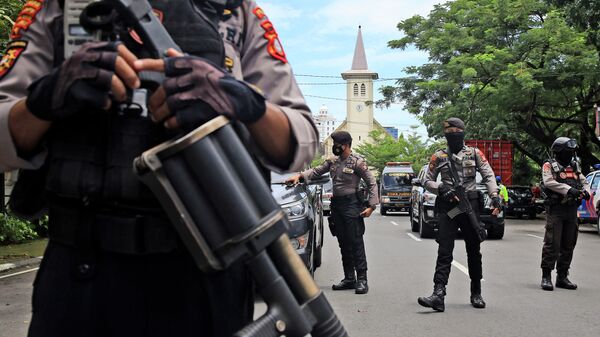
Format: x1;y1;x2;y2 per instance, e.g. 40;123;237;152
487;224;505;239
381;207;387;216
528;211;536;220
516;213;522;219
419;214;434;238
597;216;600;235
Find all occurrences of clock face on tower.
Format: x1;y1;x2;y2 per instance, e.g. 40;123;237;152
356;104;364;112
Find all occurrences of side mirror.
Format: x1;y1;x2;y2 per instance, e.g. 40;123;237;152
411;178;422;187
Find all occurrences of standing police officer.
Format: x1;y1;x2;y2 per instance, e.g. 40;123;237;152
540;137;590;291
418;118;501;312
287;131;378;294
0;1;317;336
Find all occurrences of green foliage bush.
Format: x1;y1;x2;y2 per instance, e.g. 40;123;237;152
0;212;39;244
0;0;24;50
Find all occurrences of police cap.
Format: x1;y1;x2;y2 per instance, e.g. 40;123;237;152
443;117;465;131
331;131;352;144
551;137;577;153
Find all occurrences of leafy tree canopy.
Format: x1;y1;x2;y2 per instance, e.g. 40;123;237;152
380;0;600;173
0;0;24;50
355;128;445;175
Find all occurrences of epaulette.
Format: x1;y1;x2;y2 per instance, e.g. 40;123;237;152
434;149;448;158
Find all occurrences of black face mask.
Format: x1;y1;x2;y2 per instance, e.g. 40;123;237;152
445;132;465;154
556;151;574;166
332;145;344;156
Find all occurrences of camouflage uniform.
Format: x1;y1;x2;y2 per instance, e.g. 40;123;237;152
424;146;498;285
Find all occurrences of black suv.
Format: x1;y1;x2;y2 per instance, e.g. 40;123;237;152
410;165;505;239
271;172;325;274
506;186;536;219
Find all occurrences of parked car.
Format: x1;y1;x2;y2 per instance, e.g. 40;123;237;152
577;170;600;224
380;162;414;215
322;178;333;216
410;165;505;239
505;186;536;219
271;172;326;274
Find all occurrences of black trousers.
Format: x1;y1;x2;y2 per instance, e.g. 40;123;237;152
541;205;578;273
28;240;253;337
433;199;482;285
331;196;367;274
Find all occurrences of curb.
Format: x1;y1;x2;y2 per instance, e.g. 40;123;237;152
0;256;43;273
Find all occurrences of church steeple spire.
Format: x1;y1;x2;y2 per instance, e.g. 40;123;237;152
351;25;368;70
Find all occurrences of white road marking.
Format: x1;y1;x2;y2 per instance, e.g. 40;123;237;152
451;260;485;281
391;221;400;226
527;234;544;239
0;267;39;280
407;233;422;242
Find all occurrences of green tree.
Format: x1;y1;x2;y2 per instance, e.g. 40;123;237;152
0;0;24;50
355;128;444;174
380;0;600;173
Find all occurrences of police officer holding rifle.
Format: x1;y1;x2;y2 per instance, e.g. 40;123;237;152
418;118;501;312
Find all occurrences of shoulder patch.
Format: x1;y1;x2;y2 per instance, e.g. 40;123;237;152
543;162;551;173
251;6;288;63
0;40;28;79
10;0;44;39
476;148;488;162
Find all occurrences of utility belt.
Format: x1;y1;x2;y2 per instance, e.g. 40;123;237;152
544;193;580;207
48;204;181;255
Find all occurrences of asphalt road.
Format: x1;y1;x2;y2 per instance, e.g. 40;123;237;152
1;213;599;337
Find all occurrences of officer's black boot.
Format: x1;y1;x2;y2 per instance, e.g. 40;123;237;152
355;270;368;295
541;269;554;291
332;269;356;290
470;280;486;309
556;271;577;290
418;284;446;312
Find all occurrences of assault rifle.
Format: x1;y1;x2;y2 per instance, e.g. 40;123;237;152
79;1;349;336
444;156;487;242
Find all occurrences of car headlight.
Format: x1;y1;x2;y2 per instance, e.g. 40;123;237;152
283;198;309;219
290;231;310;250
382;197;391;203
423;193;436;206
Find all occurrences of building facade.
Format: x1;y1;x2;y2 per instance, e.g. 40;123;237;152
314;105;340;143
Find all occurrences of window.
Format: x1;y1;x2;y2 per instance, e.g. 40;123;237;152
353;84;359;96
591;173;600;190
360;83;366;96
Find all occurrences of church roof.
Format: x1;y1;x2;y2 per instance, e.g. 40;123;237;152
342;26;378;80
352;26;368;70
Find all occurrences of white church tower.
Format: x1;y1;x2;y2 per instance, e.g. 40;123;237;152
322;26;384;157
341;26;379;146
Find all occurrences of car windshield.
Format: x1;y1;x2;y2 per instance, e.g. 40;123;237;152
509;187;533;197
383;172;413;188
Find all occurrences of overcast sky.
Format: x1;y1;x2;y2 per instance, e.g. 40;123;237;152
259;0;445;137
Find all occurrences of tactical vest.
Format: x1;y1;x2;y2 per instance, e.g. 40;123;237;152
542;159;582;205
45;0;228;210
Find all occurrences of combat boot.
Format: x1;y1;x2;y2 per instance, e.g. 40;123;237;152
470;280;486;309
541;269;553;291
418;284;446;312
355;270;368;295
556;271;577;290
332;269;356;290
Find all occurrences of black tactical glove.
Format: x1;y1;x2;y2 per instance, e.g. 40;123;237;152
491;195;502;209
438;183;457;202
162;55;266;131
26;42;119;121
567;188;582;199
582;190;591;201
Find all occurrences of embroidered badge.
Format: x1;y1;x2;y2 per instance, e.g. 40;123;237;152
10;0;44;39
559;172;567;179
0;40;28;79
343;167;354;174
477;149;488;162
252;6;288;63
